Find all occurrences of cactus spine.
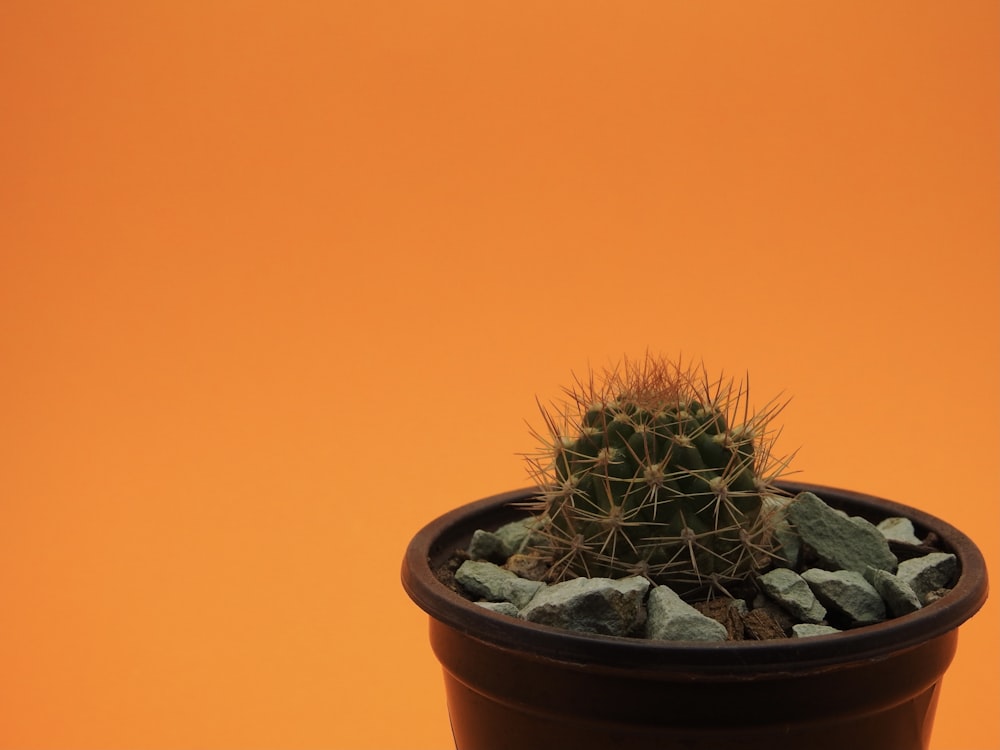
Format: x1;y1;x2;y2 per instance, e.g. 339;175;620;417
525;355;791;598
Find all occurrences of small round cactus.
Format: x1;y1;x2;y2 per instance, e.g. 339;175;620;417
524;355;793;598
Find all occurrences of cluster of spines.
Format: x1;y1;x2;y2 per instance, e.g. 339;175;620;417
524;355;792;598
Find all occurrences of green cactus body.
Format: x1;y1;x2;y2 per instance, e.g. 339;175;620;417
526;356;791;598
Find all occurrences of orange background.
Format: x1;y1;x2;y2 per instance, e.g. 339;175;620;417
1;2;997;748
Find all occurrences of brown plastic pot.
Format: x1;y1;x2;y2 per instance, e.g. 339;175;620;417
401;481;988;750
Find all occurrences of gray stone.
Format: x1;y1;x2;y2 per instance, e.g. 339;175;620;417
646;586;729;642
503;577;545;609
866;567;922;617
896;552;958;603
763;494;801;569
467;529;511;562
494;516;546;554
792;623;842;638
786;492;898;574
758;568;827;624
454;560;544;609
877;517;922;545
467;517;545;562
772;523;802;569
520;576;650;637
801;568;887;626
455;559;508;599
475;601;520;617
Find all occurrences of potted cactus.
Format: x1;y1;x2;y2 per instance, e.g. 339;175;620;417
401;355;988;750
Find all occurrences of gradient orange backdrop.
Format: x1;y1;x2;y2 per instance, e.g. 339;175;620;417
1;2;997;749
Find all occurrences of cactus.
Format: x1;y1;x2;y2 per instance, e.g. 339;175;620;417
524;355;793;598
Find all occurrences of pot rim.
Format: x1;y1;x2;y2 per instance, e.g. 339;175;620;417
401;481;989;674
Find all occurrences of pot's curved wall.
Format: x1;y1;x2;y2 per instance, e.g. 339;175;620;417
434;618;954;750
